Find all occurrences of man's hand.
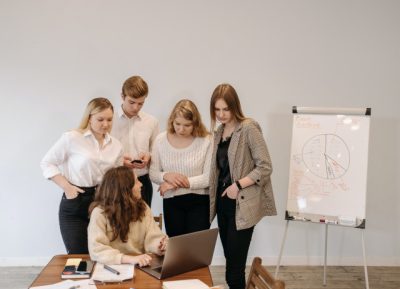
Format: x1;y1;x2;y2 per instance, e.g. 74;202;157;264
123;155;135;169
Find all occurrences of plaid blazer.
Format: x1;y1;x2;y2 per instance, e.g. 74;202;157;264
209;118;277;230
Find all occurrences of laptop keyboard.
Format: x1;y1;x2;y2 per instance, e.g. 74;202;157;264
150;256;164;269
152;266;162;273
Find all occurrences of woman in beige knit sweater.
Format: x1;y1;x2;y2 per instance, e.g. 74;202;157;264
150;99;212;237
88;166;167;266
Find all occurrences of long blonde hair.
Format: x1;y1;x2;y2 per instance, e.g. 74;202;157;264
78;98;114;131
167;99;209;137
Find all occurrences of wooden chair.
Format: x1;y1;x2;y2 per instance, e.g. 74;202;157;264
153;213;163;230
246;257;285;289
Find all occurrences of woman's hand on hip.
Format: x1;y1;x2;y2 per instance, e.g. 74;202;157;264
64;184;84;199
222;183;239;199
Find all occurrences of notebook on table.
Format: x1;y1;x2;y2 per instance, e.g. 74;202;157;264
137;228;219;279
91;263;135;283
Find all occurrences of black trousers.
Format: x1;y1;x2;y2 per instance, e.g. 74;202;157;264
138;174;153;208
217;195;254;289
58;186;96;254
163;193;210;237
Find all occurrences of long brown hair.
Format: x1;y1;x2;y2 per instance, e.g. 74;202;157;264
210;84;246;130
167;99;209;137
89;166;147;242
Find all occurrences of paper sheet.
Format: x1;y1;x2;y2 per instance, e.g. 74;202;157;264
91;263;135;282
163;279;210;289
30;279;97;289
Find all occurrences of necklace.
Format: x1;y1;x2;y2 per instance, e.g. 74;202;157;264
222;127;234;141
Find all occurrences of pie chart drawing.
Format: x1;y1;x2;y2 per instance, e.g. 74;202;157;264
302;134;350;179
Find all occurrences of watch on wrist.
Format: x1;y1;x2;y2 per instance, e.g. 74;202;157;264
235;180;243;190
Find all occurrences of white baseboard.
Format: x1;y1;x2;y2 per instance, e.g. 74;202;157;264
0;256;53;266
211;255;400;266
1;255;398;267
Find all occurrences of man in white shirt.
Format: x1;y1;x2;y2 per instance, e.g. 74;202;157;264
112;76;159;207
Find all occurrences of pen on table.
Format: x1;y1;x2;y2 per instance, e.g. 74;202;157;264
69;285;80;289
104;264;120;275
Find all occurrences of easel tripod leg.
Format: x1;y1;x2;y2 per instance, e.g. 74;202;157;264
323;224;328;286
275;220;289;278
361;230;370;289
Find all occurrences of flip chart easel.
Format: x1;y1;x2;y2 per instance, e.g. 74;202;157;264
275;106;371;289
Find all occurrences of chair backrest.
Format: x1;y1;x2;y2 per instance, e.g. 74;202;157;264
153;213;163;230
246;257;285;289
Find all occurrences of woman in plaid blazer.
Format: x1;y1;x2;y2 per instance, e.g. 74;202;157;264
209;83;277;289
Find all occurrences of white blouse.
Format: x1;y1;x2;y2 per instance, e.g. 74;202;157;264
41;130;123;187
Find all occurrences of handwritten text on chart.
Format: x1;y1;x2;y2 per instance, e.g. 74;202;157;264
295;116;320;129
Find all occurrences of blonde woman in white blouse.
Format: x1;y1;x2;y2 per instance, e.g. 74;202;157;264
150;99;212;237
41;98;123;254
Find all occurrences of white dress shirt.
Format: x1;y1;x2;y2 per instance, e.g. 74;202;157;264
111;107;159;177
150;132;212;199
41;130;123;187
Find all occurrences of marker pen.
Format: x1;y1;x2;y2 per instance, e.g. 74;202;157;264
326;220;337;224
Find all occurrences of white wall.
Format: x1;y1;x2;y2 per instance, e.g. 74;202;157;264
1;0;399;266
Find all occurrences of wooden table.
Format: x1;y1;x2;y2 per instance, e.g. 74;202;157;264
30;254;214;289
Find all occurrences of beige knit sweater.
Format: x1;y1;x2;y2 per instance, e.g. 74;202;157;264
149;132;212;198
88;206;166;265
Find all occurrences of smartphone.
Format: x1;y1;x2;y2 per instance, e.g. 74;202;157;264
76;260;94;274
131;159;143;164
62;265;76;275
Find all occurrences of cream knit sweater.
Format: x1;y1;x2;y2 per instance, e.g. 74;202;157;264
88;206;166;265
149;132;212;199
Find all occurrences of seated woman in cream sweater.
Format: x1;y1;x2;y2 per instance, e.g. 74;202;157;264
88;166;167;267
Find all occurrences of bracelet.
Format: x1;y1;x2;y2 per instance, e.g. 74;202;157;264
235;180;243;190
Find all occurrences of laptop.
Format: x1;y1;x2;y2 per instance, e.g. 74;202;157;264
137;228;219;279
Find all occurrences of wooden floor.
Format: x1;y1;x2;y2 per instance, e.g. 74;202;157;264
1;265;400;289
